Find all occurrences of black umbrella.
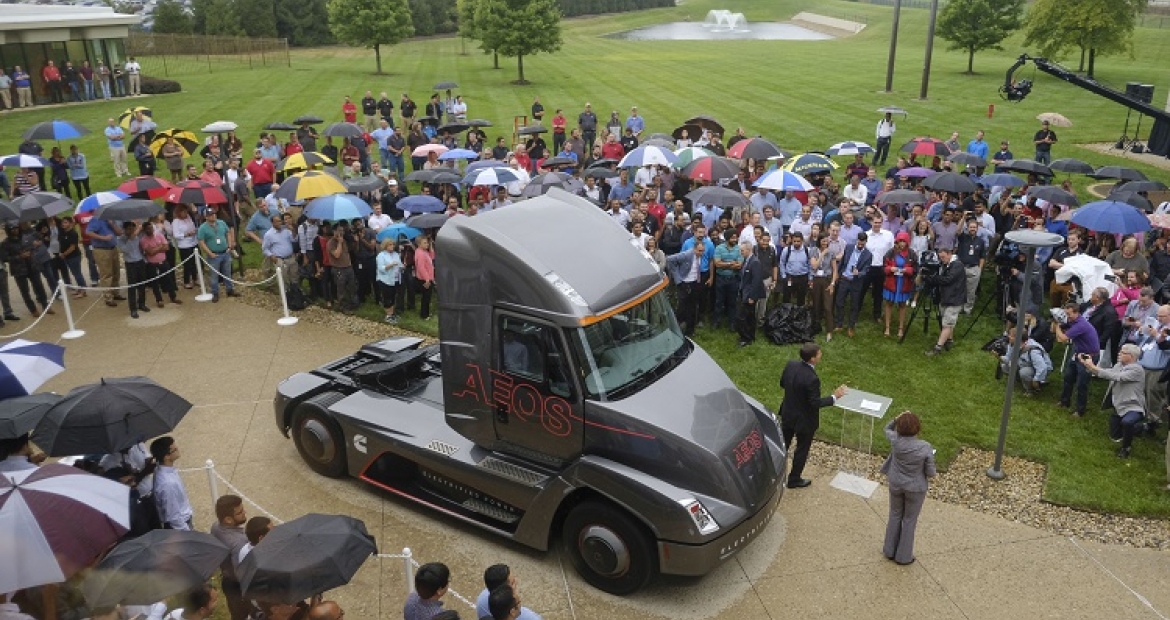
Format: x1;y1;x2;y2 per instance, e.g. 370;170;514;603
672;124;703;141
0;393;62;439
643;138;674;149
406;213;449;229
1091;166;1148;182
95;199;164;222
922;172;977;194
685;186;750;209
32;377;193;456
433;81;459;90
321;122;365;139
405;169;460;184
265;122;299;131
1001;159;1053;176
239;514;376;604
543;156;577;168
344;176;386;194
1108;191;1154;212
1026;185;1079;206
1048;158;1095;175
684;115;724;135
727;138;787;161
467;119;493;128
436;123;469;135
876;189;929;205
23;120;90;142
517;124;548;136
583;168;618;179
522;172;578;197
0;199;19;222
416;116;440;127
1117;180;1168;193
81;530;230;608
588;158;620;169
946;152;986;167
292;115;324;125
11;192;73;222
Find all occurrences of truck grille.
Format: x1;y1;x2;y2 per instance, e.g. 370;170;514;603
425;440;459;456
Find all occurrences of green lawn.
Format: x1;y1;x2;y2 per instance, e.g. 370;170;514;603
4;0;1170;515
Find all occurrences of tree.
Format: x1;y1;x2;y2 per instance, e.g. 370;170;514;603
328;0;414;74
152;0;194;33
1023;0;1148;78
457;0;480;55
936;0;1024;74
204;0;244;35
275;0;334;46
476;0;562;83
237;0;278;38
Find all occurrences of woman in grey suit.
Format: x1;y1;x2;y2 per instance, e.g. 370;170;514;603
880;411;936;565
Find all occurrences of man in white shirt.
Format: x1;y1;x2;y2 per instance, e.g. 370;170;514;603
634;165;656;187
99;442;153;495
488;187;512;211
842;175;868;206
367;203;393;231
163;585;217;620
149;437;193;530
789;204;815;241
504;158;530;197
124;57;142;95
0;434;42;472
873;112;896;165
608;199;630;229
864;217;895;322
235;516;273;568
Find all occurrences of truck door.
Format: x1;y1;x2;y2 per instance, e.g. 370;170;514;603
494;314;584;461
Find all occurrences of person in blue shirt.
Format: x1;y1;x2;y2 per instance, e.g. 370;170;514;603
475;565;542;620
712;229;743;330
371;119;395;170
625;106;645;138
966;130;990;161
554;143;578;174
776;191;802;231
779;231;812;305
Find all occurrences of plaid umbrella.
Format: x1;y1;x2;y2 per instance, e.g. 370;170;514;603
163;180;227;205
149;129;200;157
117;176;176;199
899;137;949;157
12;192;74;222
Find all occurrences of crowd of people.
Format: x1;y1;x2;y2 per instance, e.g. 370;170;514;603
0;56;143;110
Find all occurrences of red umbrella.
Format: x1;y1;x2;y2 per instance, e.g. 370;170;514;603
117;176;175;200
163;180;227;205
681;156;742;182
727;138;787;161
899;137;950;157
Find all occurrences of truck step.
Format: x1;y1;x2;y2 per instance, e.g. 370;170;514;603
477;456;549;487
461;497;521;524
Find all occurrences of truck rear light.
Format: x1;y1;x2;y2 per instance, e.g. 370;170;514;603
678;498;719;535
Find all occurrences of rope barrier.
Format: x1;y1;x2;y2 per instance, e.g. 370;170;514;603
196;252;279;288
60;252;197;292
0;282;65;340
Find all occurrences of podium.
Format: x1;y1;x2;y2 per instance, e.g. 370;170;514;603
828;388;892;498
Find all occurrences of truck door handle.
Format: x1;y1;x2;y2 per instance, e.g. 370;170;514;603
495;406;508;424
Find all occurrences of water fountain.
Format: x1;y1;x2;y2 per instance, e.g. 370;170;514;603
703;9;750;31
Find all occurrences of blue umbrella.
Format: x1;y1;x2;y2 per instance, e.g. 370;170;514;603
463;167;519;186
438;149;480;161
376;223;422;242
0;339;66;400
977;173;1025;188
303;193;372;222
22;120;89;142
754;169;814;192
465;160;503;174
398;195;445;214
0;154;50;168
1070;200;1151;234
77;191;130;214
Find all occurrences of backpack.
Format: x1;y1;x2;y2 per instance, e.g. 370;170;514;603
285;285;307;311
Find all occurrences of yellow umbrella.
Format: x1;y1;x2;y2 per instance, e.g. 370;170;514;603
276;151;335;172
117;106;152;130
149;129;199;157
273;170;346;202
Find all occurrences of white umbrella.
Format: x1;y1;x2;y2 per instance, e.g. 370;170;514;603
618;145;678;168
0;339;65;399
462;167;519;186
754;169;814;192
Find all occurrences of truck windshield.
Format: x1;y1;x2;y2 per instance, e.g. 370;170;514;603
572;291;689;400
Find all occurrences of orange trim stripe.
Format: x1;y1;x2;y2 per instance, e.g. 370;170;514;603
578;277;668;326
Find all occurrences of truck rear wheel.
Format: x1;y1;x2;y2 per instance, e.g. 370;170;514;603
291;401;347;478
561;501;656;595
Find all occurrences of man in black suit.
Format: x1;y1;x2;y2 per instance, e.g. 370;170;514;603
779;343;848;488
736;240;766;347
834;232;872;337
1082;286;1121;363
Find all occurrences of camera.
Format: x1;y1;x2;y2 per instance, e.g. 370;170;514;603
994;242;1020;267
1049;307;1069;326
1077;353;1091;362
918;250;941;278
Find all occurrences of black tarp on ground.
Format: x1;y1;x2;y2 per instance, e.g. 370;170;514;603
764;304;815;345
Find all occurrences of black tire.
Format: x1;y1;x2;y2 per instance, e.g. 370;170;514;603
291;403;347;478
561;500;656;595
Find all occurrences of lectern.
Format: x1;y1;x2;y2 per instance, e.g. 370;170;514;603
829;388;892;498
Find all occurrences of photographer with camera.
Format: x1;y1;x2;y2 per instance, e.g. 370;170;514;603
924;246;966;357
1055;302;1100;418
1079;343;1146;458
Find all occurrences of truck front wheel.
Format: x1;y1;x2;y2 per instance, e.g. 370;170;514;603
561;501;656;595
291;403;347;478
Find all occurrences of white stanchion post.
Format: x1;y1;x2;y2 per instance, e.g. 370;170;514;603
403;548;414;594
195;253;213;302
59;284;85;339
205;459;218;499
274;264;299;326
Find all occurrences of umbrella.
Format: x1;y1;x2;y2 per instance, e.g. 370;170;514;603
238;513;376;604
0;393;62;440
0;340;65;400
1118;180;1168;193
32;376;193;457
516;125;548;136
412;144;449;157
686;186;750;209
163;180;227;205
672;146;713;169
583;168;618;179
899;137;949;157
437;149;479;161
274;171;347;202
619;145;678;168
416;116;440;127
1000;159;1053;177
265;122;299;131
1070;200;1151;234
684;115;724;135
322;122;365;139
95;199;164;222
782;152;837;175
542;156;577;168
877;105;908;117
978;173;1026;188
398;195;446;213
292;115;324;125
344;176;387;194
463;167;519;186
640;138;672;149
754;169;814;192
648;133;674;142
588;158;620;169
895;166;935;178
825;141;874;156
11;192;73;222
467;119;493;128
304;194;373;221
1048;158;1095;175
728;138;787;161
117;106;152;129
405;213;450;229
436;123;470;135
376;223;422;242
82;530;230;608
149;129;199;157
0;200;17;222
433;81;459;90
1108;191;1154;212
1027;185;1079;206
201;121;238;134
876;189;928;205
1037;112;1072;127
405;169;461;184
277;151;334;172
0;464;129;593
922;171;977;193
22;120;89;142
522;172;579;197
0;154;50;168
117;176;175;199
681;156;741;182
1090;166;1148;182
1150;213;1170;230
465;160;503;174
947;152;987;167
672;124;704;141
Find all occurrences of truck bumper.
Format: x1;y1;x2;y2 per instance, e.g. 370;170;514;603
657;486;783;577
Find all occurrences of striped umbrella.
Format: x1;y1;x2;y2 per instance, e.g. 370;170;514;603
77;191;130;214
727;138;787;161
163;180;227;205
304;194;373;221
11;192;74;223
672;146;713;169
462;167;519;186
117;175;176;199
680;156;742;182
826;141;874;156
22;120;90;142
899;137;949;157
277;151;335;172
0;339;65;400
754;169;814;192
116;106;152;130
619;145;678;168
149;129;200;157
0;464;129;593
274;171;347;202
0;154;50;168
782;152;838;175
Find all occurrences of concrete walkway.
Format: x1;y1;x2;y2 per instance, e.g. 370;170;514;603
28;295;1170;620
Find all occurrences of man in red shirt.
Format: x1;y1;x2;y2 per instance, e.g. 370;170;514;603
42;61;63;103
512;145;531;173
284;133;304;157
551;109;567;155
342;96;357;124
245;148;276;198
601;134;625;161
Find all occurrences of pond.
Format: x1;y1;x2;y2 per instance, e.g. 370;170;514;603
606;21;835;41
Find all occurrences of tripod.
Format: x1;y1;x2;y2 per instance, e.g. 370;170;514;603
961;274;1012;340
1115;109;1135;151
899;284;940;344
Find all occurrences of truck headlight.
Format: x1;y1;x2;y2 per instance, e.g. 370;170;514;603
679;498;719;535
